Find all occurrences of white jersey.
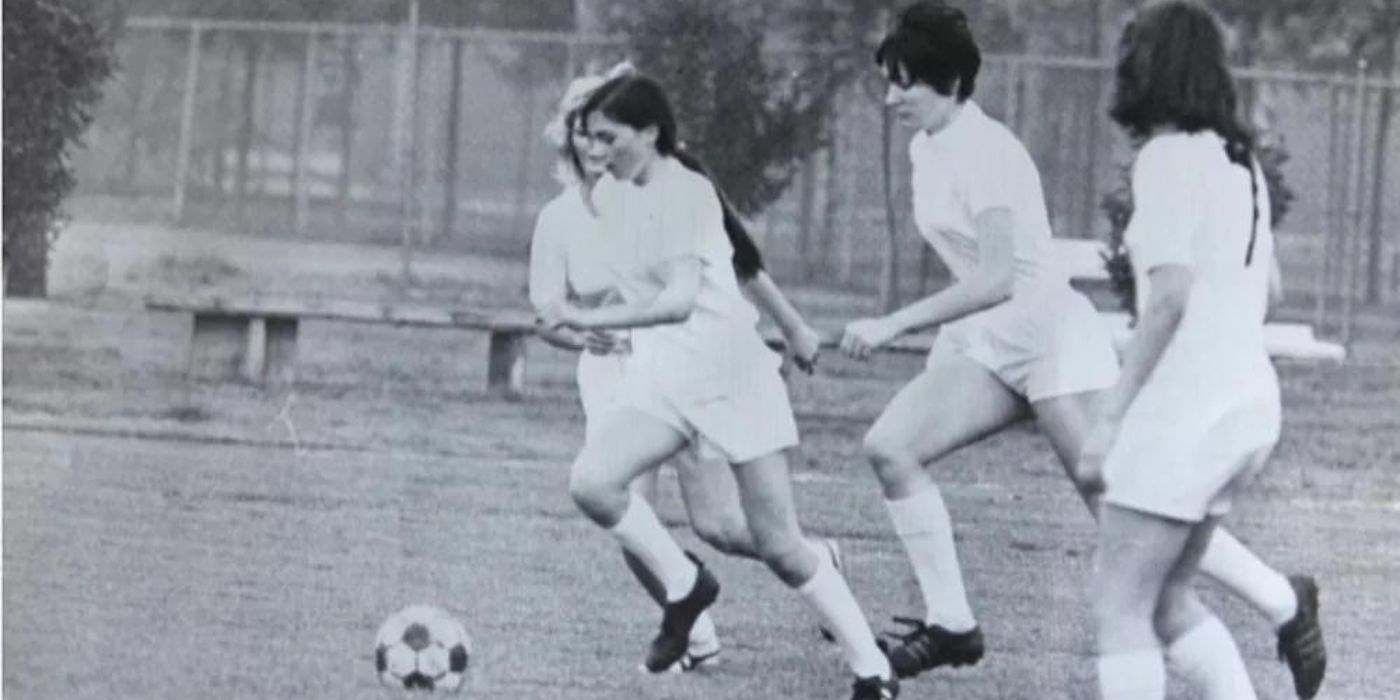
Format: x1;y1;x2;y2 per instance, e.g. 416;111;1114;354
908;100;1063;292
1124;131;1276;397
528;186;617;310
590;157;773;401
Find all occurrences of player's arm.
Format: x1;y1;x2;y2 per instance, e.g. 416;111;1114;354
742;270;822;372
1102;264;1191;421
527;213;587;351
841;207;1014;358
551;257;702;331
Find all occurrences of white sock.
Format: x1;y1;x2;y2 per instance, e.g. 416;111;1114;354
885;486;977;631
1097;648;1165;700
1199;530;1296;626
1166;616;1258;700
797;547;891;680
608;497;697;602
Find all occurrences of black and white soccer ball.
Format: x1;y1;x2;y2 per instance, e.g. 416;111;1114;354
374;605;471;692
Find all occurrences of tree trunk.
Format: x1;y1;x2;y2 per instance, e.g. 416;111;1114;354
441;36;465;240
797;154;817;281
4;216;49;298
235;36;261;214
880;108;900;312
820;133;840;280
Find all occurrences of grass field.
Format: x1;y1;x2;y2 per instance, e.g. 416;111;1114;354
4;221;1399;699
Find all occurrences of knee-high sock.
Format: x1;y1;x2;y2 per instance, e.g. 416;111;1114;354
797;542;891;680
609;496;697;601
1199;529;1297;626
885;485;977;631
1097;648;1165;700
1166;615;1258;700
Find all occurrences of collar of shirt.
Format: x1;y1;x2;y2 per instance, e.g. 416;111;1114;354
913;99;987;154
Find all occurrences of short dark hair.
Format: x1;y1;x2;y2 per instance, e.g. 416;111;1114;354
875;1;981;101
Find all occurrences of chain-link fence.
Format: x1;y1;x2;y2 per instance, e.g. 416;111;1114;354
74;18;1400;337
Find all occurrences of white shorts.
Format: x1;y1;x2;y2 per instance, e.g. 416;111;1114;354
619;341;799;464
576;352;630;444
928;283;1118;402
1103;380;1281;522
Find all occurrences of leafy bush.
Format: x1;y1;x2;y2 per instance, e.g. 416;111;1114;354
612;0;843;216
3;0;117;297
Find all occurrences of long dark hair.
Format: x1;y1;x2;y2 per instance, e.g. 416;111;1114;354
1110;0;1261;265
578;74;765;280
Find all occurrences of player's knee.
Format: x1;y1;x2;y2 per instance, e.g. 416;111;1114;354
1153;585;1206;643
568;458;624;525
691;516;752;557
749;527;809;586
862;429;921;487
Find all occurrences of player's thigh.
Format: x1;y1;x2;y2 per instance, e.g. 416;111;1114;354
1033;389;1106;473
673;451;747;533
1154;516;1219;640
729;450;804;545
866;350;1027;465
1094;504;1195;617
573;408;688;492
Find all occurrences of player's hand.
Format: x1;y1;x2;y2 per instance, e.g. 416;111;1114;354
786;324;823;374
1075;418;1119;498
582;329;624;356
537;302;580;331
840;317;898;361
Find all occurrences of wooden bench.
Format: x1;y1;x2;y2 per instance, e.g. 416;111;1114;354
145;295;536;395
1052;239;1347;362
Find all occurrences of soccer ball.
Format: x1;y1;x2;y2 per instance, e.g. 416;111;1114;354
374;605;471;692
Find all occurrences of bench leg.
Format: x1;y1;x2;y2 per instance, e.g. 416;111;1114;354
187;314;251;382
487;331;527;396
264;318;299;385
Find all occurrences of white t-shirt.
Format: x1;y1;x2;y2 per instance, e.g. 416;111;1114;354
908;100;1062;291
1125;131;1275;389
590;157;770;399
528;185;617;310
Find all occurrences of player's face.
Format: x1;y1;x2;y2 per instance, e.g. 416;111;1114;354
586;112;656;182
569;122;608;180
884;67;961;134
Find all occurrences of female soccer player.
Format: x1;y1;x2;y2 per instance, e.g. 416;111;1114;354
539;73;898;699
1081;4;1322;698
841;3;1323;694
529;70;852;680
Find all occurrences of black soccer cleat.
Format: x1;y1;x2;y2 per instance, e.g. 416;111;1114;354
850;675;899;699
1277;575;1326;699
879;617;984;679
643;554;721;673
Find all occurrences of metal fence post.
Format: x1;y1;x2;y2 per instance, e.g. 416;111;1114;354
1342;59;1369;349
295;27;320;236
172;22;204;222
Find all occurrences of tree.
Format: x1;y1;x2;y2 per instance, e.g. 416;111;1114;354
613;1;846;218
3;0;118;297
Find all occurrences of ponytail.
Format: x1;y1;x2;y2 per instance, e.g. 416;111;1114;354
1220;124;1260;267
671;149;766;281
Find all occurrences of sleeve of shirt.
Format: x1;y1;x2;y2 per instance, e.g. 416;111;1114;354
655;170;730;267
960;136;1022;217
1125;137;1199;272
527;202;568;310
